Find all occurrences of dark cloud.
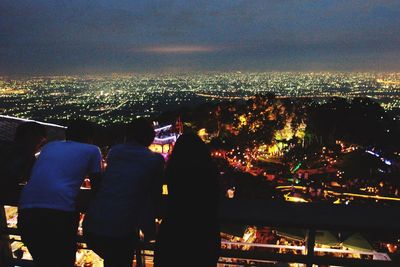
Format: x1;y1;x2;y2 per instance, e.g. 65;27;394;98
0;0;399;75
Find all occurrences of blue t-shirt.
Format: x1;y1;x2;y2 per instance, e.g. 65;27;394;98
19;141;102;212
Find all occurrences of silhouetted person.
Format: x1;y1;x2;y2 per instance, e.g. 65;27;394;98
0;122;46;200
84;118;164;267
155;133;221;267
18;120;102;267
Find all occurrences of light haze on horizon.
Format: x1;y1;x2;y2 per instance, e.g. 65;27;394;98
1;0;400;75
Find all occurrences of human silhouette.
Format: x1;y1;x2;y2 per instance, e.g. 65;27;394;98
18;120;102;267
154;133;221;267
0;122;46;200
84;118;164;267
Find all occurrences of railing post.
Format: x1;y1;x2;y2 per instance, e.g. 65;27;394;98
135;229;145;267
135;249;144;267
0;206;13;267
305;229;316;267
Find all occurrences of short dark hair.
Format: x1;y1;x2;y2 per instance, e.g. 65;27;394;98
66;120;95;143
14;122;46;143
126;118;155;147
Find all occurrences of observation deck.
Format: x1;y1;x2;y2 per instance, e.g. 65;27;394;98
1;187;400;267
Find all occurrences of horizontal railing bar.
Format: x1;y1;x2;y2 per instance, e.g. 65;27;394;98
219;199;400;234
1;229;386;257
223;240;305;250
221;249;396;267
218;257;277;266
7;258;36;267
3;191;400;267
4;231;392;267
7;257;154;267
3;240;395;267
3;189;400;233
8;251;393;267
221;241;376;255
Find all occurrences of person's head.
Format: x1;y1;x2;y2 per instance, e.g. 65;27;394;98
66;119;95;143
126;118;155;147
166;133;218;194
14;122;47;152
168;133;212;167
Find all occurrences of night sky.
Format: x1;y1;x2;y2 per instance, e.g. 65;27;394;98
1;0;400;75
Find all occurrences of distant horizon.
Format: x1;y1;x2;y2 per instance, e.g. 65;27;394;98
2;69;400;79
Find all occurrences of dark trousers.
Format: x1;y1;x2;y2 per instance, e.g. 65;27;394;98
18;208;79;267
85;232;138;267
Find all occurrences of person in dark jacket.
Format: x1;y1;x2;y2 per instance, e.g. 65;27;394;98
155;133;221;267
84;118;164;267
0;122;46;200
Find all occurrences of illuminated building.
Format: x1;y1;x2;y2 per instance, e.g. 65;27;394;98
149;124;179;156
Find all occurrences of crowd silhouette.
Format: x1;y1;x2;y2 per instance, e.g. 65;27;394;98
6;119;221;267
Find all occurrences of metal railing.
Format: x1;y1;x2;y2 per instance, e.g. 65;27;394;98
2;188;400;267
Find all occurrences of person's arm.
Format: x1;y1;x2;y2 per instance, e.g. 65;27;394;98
88;146;103;194
142;155;165;242
89;172;102;194
153;155;165;219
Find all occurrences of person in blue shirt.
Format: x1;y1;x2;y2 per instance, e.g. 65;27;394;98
18;120;102;267
84;118;164;267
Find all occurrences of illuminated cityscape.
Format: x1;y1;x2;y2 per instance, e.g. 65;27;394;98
0;72;399;125
1;72;399;205
1;0;400;266
1;72;400;266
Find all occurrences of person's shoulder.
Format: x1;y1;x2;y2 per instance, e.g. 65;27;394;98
109;143;125;151
86;143;100;150
153;152;165;161
147;150;165;164
85;143;101;153
106;144;130;156
40;140;62;150
70;141;100;153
